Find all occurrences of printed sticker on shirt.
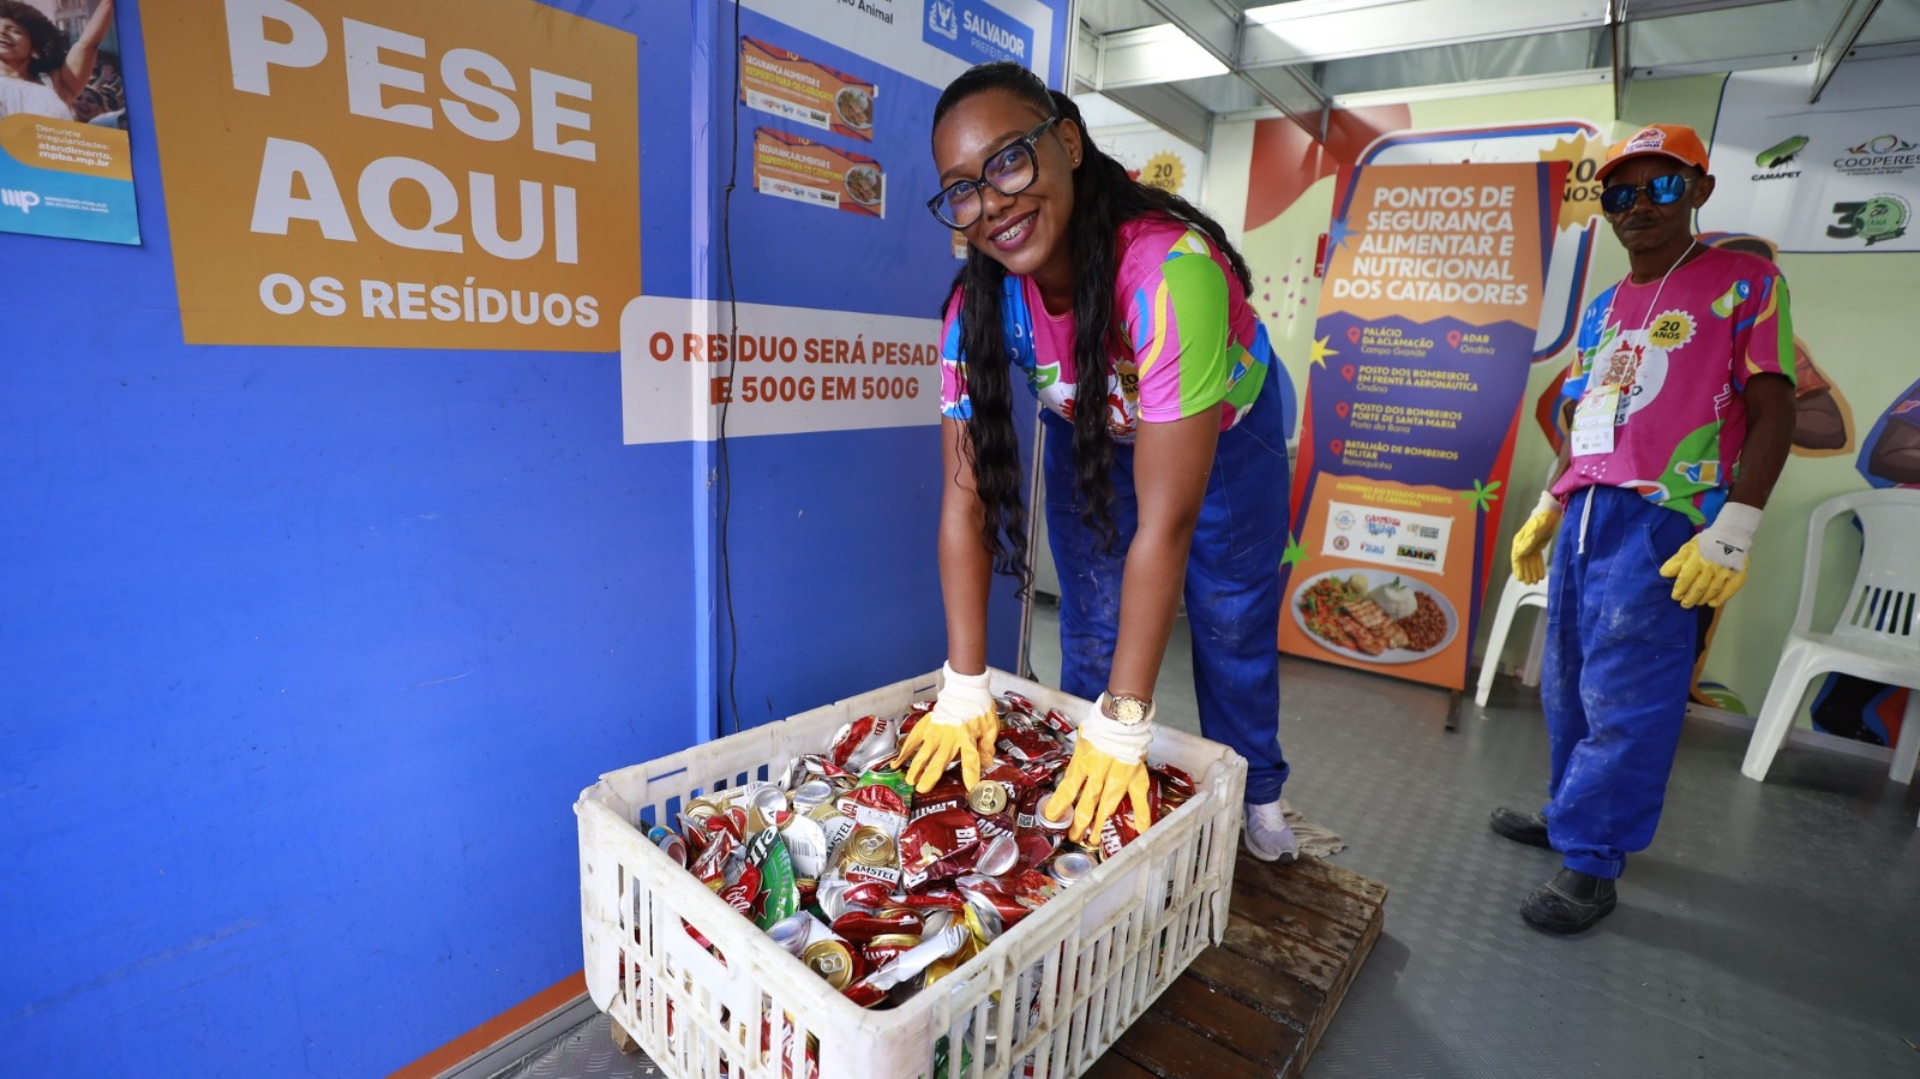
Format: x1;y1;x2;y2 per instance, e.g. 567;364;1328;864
1646;310;1695;351
1622;478;1671;504
1710;281;1750;318
1599;340;1643;388
1115;360;1141;403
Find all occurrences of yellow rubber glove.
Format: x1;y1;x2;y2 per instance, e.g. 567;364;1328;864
1660;503;1761;609
1044;694;1155;845
1509;491;1563;586
895;663;999;792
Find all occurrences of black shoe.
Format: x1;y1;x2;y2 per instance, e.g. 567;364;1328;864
1489;806;1552;849
1521;868;1617;934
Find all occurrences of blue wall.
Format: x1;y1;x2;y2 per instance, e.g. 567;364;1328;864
1;0;1063;1073
1;1;708;1074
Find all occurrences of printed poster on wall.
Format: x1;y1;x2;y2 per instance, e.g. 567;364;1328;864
0;0;138;245
1280;161;1565;690
1702;57;1920;254
620;0;1066;445
141;0;640;351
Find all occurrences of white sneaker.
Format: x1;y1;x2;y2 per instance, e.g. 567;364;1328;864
1243;800;1298;863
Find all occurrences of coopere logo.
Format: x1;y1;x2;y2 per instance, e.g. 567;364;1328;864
2;188;41;214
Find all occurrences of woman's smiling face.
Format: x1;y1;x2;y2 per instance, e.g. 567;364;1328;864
931;88;1080;284
0;19;34;70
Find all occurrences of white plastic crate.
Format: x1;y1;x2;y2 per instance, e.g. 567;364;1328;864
576;668;1246;1079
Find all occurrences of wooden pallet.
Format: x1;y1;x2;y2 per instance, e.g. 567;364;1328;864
1087;852;1388;1079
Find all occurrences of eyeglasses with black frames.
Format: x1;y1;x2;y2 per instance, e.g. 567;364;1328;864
927;116;1059;230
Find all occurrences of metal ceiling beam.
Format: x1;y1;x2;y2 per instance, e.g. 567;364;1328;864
1610;0;1631;119
1239;66;1331;141
1098;82;1214;149
1239;0;1607;67
1623;0;1795;16
1072;21;1103;92
1810;0;1885;102
1139;0;1330;142
1096;23;1229;88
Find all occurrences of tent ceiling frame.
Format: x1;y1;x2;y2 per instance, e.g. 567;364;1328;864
1811;0;1886;102
1072;0;1918;149
1610;0;1631;120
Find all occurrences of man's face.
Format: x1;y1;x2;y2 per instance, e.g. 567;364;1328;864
1602;157;1713;256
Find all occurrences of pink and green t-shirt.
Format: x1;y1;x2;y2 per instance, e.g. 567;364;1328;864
938;216;1269;442
1553;245;1795;525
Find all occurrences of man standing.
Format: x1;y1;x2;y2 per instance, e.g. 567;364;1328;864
1496;124;1797;934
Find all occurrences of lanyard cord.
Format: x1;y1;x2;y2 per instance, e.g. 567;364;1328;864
1600;238;1699;348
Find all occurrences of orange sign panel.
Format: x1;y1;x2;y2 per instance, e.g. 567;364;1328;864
143;0;639;350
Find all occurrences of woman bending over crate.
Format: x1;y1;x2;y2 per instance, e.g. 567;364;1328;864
896;62;1297;862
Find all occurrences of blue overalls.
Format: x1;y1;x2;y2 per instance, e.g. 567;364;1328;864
1539;484;1701;878
1036;326;1293;805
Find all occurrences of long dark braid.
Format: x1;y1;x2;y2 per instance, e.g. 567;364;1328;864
933;63;1255;590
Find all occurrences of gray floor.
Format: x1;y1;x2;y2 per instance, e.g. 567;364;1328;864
506;604;1920;1079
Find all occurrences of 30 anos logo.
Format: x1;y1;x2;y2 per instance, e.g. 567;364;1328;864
1827;194;1911;246
1;188;41;214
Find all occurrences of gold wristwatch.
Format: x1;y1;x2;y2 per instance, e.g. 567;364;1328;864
1102;693;1151;726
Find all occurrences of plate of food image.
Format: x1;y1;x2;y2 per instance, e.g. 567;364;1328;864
844;165;883;206
1290;569;1457;664
834;86;874;130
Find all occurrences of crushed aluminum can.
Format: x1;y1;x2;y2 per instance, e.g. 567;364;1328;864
856;766;916;806
839;715;900;774
997;725;1057;763
1151;762;1197;803
911;775;970;820
975;833;1020;877
802;938;858;990
792;778;835;812
898;808;981;890
781;813;830;880
973;811;1018;843
841;825;901;888
814;871;855;922
846;783;909;840
832;907;922;945
966;779;1009;817
648;824;689;867
861;933;922;970
1014;832;1058;874
767;911;815;957
840;878;892;910
1047;848;1096;886
1096;803;1145;860
746;783;789;834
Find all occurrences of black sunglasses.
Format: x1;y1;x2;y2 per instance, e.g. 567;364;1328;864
927;116;1059;230
1600;173;1694;215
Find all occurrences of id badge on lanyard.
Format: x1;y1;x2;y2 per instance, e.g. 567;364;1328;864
1570;339;1638;457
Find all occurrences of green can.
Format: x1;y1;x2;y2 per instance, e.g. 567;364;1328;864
747;828;801;931
856;767;916;809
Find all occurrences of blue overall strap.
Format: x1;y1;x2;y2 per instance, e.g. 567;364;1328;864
999;273;1041;394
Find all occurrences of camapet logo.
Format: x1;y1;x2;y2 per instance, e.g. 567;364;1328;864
2;188;41;214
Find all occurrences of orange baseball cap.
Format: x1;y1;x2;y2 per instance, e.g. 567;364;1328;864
1596;124;1710;181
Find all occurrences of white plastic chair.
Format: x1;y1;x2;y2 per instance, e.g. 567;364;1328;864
1742;489;1920;793
1475;568;1551;707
